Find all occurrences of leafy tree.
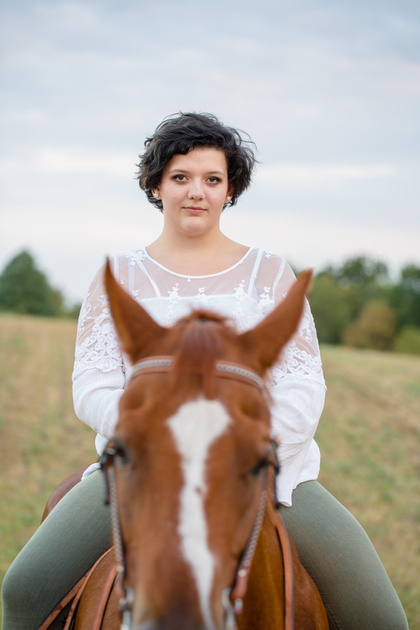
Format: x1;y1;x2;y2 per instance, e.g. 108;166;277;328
323;256;391;319
389;264;420;329
310;273;352;344
333;256;390;288
0;250;64;316
342;300;397;351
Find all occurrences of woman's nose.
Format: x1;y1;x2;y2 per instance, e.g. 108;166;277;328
188;179;204;199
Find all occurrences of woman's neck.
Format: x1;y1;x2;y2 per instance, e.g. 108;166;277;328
146;231;249;276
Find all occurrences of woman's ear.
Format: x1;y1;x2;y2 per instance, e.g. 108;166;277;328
152;188;160;200
226;186;234;203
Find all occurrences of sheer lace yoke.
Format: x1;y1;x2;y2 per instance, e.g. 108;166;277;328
73;247;325;387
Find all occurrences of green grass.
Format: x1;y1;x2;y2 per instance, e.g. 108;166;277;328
0;315;96;572
317;345;420;628
0;315;419;627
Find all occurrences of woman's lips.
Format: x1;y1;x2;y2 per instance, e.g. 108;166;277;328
183;206;206;215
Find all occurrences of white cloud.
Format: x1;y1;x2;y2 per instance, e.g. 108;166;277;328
31;148;135;177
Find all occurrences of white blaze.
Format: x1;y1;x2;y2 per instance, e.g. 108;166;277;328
167;398;230;629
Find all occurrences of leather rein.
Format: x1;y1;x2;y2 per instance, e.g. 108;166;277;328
100;355;294;630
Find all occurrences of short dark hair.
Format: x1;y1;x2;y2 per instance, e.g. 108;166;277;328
136;112;257;211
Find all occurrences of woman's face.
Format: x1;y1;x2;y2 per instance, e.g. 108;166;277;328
153;147;233;239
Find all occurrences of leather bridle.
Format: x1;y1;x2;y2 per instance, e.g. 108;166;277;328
100;355;290;630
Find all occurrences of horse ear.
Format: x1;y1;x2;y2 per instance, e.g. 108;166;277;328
240;269;312;373
104;259;165;363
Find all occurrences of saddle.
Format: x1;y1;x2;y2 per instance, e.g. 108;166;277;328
38;546;118;630
39;464;118;630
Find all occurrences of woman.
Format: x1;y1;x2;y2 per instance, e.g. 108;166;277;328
2;112;408;629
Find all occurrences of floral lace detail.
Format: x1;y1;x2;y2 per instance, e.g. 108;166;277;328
269;303;324;385
193;287;208;309
127;249;147;266
271;340;324;385
256;286;274;317
166;284;180;326
298;311;314;344
233;280;247;329
74;294;123;376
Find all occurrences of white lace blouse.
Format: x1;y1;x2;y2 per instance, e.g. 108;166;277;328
72;247;326;506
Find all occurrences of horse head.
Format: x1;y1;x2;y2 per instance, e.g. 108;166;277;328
102;261;312;630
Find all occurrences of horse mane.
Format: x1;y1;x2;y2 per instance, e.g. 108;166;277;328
170;310;228;401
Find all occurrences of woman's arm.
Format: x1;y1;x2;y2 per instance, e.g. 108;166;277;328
269;261;326;506
72;263;126;450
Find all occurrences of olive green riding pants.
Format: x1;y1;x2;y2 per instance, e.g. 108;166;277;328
1;472;408;629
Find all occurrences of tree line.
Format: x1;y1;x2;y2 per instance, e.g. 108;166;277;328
309;256;420;355
1;250;420;355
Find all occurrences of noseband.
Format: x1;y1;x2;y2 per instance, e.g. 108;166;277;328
101;355;279;630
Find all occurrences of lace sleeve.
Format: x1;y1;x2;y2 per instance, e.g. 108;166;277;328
268;262;326;506
72;262;126;448
73;264;124;377
271;263;325;386
270;263;326;436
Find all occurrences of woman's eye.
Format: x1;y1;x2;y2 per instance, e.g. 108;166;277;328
207;176;221;184
173;174;187;182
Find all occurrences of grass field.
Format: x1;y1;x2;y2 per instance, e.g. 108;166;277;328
0;314;419;627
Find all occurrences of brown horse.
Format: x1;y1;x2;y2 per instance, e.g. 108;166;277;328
55;262;328;630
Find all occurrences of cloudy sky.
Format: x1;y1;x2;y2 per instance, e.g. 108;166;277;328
1;0;419;303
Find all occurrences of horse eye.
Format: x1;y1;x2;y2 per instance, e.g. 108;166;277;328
107;440;130;466
249;458;270;478
115;446;130;466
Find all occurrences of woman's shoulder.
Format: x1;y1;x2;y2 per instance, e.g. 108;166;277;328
252;247;292;275
111;247;148;267
255;247;286;263
86;248;148;292
103;247;149;280
248;248;300;299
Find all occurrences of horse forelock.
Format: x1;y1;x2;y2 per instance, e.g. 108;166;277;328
170;310;229;400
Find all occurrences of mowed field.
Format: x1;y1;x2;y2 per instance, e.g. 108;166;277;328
0;314;419;628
